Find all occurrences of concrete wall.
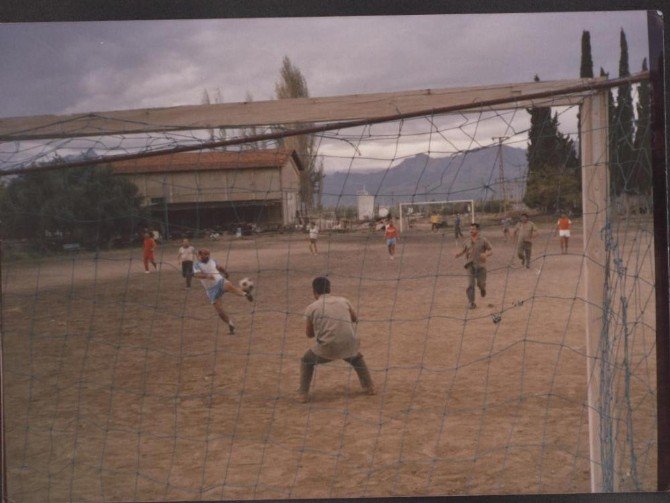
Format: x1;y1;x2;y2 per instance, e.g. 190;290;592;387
119;157;302;226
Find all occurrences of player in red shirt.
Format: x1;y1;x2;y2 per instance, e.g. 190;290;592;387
142;233;158;273
555;213;573;254
385;220;399;260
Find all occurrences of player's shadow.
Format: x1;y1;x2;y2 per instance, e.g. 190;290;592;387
302;384;376;404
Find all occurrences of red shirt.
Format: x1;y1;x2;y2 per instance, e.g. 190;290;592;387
143;237;156;253
557;217;572;230
385;225;399;239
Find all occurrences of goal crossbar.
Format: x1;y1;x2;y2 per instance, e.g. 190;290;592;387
0;73;648;143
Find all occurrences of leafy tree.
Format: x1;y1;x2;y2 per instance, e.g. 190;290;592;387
274;55;322;213
313;156;325;210
0;165;146;250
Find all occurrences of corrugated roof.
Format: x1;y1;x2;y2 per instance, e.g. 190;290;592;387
110;148;302;175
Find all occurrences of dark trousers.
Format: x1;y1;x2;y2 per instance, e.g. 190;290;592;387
466;264;487;303
517;241;532;268
299;349;374;394
181;260;193;286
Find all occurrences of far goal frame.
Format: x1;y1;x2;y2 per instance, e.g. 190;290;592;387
397;199;475;232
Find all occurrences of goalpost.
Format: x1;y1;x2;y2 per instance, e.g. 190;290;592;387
397;200;475;232
0;68;664;501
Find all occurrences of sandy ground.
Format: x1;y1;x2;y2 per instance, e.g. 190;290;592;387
2;219;658;501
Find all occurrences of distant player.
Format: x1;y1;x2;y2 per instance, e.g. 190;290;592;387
142;232;158;273
454;223;492;309
430;212;442;232
513;213;537;269
501;217;511;241
177;239;196;287
385;220;399;260
308;222;319;255
454;213;464;239
555;213;572;254
193;248;253;335
298;276;376;403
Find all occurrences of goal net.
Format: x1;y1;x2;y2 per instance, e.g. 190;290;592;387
0;72;661;501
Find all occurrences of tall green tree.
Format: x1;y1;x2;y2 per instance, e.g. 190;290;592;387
525;75;580;213
580;30;594;78
631;57;652;194
600;66;617;172
611;29;636;195
0;165;146;250
575;30;594;193
274;56;321;213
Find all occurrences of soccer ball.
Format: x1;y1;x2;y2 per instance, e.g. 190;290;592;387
239;277;254;292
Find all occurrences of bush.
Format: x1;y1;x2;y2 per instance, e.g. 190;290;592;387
0;165;147;251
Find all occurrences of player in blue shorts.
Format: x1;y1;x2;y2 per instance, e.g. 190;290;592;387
193;248;253;334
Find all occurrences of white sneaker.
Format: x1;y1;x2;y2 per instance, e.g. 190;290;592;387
144;270;150;274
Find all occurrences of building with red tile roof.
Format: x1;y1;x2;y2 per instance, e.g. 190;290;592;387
110;148;303;235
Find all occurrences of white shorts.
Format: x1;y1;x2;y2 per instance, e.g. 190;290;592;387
559;229;570;237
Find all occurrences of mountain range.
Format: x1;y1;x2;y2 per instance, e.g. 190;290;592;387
320;145;528;208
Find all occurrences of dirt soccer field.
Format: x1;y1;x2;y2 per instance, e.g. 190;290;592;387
2;220;658;501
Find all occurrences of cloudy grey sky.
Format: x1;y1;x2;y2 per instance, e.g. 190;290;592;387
0;10;652;173
0;11;650;118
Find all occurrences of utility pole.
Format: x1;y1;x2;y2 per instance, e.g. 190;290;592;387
162;175;170;239
492;136;509;214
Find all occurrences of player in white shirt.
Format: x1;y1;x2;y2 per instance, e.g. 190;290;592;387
308;222;319;255
193;249;253;334
177;239;197;287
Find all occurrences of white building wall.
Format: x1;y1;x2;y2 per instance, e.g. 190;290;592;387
357;193;375;220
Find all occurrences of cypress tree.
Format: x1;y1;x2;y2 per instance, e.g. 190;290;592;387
578;31;594;145
601;66;617;182
525;76;580;212
631;58;652;195
611;29;635;195
580;31;594;78
575;30;593;200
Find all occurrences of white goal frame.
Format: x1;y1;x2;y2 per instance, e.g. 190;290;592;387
397;199;474;232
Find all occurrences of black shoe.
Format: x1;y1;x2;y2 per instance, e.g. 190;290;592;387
228;323;236;335
480;288;486;298
469;302;477;309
